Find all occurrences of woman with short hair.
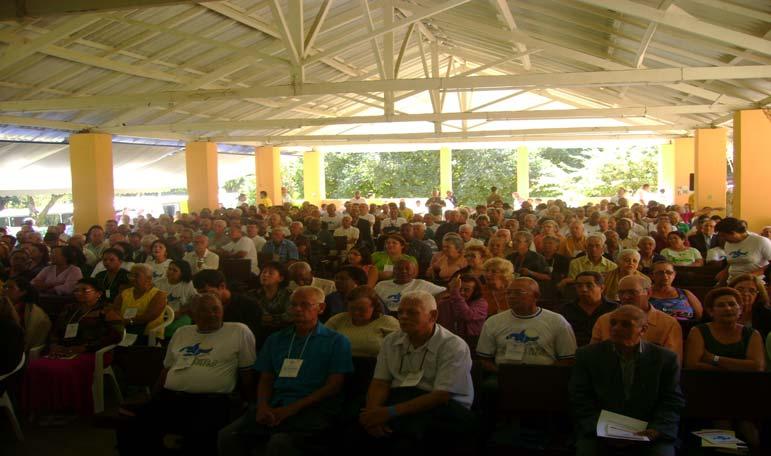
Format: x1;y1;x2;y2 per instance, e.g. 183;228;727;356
155;260;197;338
660;231;703;266
145;239;172;284
371;234;417;282
31;245;83;296
728;274;771;339
429;233;468;286
325;285;399;357
437;274;487;339
603;249;650;301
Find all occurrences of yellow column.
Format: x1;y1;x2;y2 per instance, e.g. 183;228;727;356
694;128;727;215
733;109;771;232
185;141;219;213
69;133;114;234
303;149;326;206
517;145;529;200
439;146;452;195
673;137;695;206
255;146;282;205
658;143;674;203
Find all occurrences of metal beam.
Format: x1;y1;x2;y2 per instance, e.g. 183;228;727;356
491;0;532;70
303;0;333;56
575;0;771;57
0;0;205;20
101;105;747;135
3;65;769;113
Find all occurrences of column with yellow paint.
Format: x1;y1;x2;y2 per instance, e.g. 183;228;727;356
69;133;115;233
185;141;219;212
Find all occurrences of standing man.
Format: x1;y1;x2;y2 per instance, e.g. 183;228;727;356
570;305;684;456
218;286;353;455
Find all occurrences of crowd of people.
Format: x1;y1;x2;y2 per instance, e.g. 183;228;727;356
1;186;771;454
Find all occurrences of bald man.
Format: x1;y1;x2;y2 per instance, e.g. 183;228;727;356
570;304;684;455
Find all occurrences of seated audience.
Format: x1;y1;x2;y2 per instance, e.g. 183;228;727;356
326;286;399;357
506;231;550;281
687;217;718;258
437;274;487;339
287;261;336;295
534;219;562;253
637;235;665;275
324;266;369;320
401;223;433;278
603;249;649;302
5;249;37;283
477;277;577;369
145;240;172;284
93;248;131;303
559;272;618;347
540;235;571;283
371;234;417;282
428;233;468;286
570;305;684;456
358;290;476;452
183;234;220;274
261;228;300;263
592;275;682;361
649;261;703;321
374;260;445;314
562;234;617;287
217;225;259;275
31;245;83;296
728;274;771;339
481;258;515;315
2;277;51;350
457;244;490;280
218;286;353;455
119;293;256;455
333;215;359;252
660;231;703;266
155;260;197;338
114;263;168;342
23;278;123;418
557;220;587;258
344;247;378;288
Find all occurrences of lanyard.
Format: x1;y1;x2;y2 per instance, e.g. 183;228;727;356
102;271;118;292
399;346;429;374
286;329;312;360
67;304;99;326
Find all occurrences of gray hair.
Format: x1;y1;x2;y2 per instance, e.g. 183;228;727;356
288;261;312;274
140;234;158;246
400;290;437;311
586;233;606;244
459;224;474;233
513;230;534;244
292;285;325;304
442;233;464;251
637;235;656;245
131;263;153;277
618;248;641;262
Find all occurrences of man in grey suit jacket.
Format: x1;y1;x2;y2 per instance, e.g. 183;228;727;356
569;305;684;456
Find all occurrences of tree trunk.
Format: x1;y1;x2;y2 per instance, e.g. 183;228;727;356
35;194;64;226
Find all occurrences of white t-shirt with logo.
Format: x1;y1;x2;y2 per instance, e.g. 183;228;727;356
476;308;576;366
223;236;259;274
374;279;446;312
163;322;256;394
725;233;771;280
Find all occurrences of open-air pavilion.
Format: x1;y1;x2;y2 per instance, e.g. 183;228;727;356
0;0;770;233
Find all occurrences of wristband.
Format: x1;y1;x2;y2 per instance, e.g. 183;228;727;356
387;405;398;417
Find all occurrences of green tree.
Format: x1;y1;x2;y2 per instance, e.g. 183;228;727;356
451;149;518;205
324;150;438;198
584;146;659;197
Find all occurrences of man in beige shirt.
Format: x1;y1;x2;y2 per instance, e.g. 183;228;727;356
591;275;682;362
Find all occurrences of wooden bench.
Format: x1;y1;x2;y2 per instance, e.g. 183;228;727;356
681;369;771;420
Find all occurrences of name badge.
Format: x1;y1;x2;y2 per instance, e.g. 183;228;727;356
384;264;394;272
119;333;138;347
504;340;525;361
173;356;195;370
279;358;303;378
106;289;111;299
400;370;424;387
64;323;79;339
123;308;138;319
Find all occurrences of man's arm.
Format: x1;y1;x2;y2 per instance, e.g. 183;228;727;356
648;351;685;440
365;378;391;409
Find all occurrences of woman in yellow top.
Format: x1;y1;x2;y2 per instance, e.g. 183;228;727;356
113;263;167;343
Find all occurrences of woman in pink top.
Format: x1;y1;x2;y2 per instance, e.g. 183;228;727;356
31;245;83;296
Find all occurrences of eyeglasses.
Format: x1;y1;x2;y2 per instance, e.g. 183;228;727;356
735;287;758;295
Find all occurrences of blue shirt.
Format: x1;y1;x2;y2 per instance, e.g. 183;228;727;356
261;239;299;263
255;322;353;406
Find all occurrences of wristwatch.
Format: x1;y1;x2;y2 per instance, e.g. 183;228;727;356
711;355;720;366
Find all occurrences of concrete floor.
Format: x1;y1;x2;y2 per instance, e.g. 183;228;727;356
0;416;118;456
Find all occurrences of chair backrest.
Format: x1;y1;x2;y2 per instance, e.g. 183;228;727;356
220;258;252;283
0;353;25;382
497;364;573;415
112;346;166;388
681;369;771;419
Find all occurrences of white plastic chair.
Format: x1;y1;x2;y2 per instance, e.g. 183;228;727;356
93;330;124;414
0;353;26;441
147;306;175;347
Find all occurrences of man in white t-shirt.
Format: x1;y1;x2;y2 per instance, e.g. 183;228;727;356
374;260;445;313
217;226;259;274
320;203;343;231
118;293;256;454
477;277;577;369
717;217;771;281
333;215;360;251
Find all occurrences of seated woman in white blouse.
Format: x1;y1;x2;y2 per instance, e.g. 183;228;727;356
325;285;399;357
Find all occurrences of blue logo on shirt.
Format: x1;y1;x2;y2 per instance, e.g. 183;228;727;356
179;343;212;356
507;330;539;343
728;249;749;259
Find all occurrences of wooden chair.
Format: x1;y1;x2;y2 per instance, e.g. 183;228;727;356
497;364;573;416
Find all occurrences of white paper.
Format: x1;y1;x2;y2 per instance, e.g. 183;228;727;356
64;323;79;339
279;358;303;378
596;410;650;442
693;429;745;449
119;333;138;347
123;307;138;319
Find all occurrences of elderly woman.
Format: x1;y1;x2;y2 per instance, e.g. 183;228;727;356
155;260;197;338
2;277;51;350
22;278;123;418
437;274;488;339
661;231;703;266
685;287;765;450
31;245;83;296
558;220;586;258
114;263;167;342
534;219;562;253
93;248;131;304
649;261;703;321
482;257;515;315
145;239;172;284
371;234;417;282
728;274;771;339
506;231;550;281
429;233;468;286
458;245;491;280
603;249;650;301
325;285;399;357
637;235;664;275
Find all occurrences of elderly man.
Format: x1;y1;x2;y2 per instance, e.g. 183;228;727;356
320;203;343;231
117;293;256;455
401;223;433;278
559;272;618;347
218;286;353;455
287;261;336;295
209;220;230;250
246;223;267;253
591;275;682;361
183;234;220;274
374;260;446;314
358;290;476;451
562;234;618;287
261;227;299;263
380;206;408;235
477;277;576;369
570;305;684;456
458;224;484;248
333;215;360;252
217;225;259;275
